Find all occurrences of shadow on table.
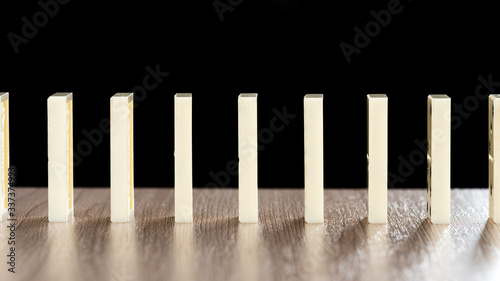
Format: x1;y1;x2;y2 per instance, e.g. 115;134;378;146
475;219;500;261
390;218;450;281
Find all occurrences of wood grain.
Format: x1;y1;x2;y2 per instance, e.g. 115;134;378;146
1;188;499;281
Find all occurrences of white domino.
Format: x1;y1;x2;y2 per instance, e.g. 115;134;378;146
0;93;9;221
48;92;74;222
238;94;258;223
367;94;388;224
489;95;500;223
427;95;451;224
175;94;193;223
110;93;134;222
304;94;324;223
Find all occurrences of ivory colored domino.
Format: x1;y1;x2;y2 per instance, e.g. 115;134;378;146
110;93;134;223
48;93;74;222
238;94;258;223
427;95;451;224
304;94;324;223
0;93;9;221
367;94;388;224
489;95;500;223
175;94;193;223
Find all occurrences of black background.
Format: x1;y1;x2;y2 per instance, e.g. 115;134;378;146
0;0;496;188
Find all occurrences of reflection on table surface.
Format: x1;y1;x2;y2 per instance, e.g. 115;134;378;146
0;188;499;281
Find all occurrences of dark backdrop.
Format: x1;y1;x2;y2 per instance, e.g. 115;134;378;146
0;0;496;188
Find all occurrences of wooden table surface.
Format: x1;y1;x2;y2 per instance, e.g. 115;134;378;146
1;188;499;281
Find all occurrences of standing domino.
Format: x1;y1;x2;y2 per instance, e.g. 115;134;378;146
427;95;451;224
111;93;134;222
0;93;9;221
367;94;388;224
489;95;500;223
304;94;324;223
48;93;74;222
238;94;258;223
175;94;193;223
